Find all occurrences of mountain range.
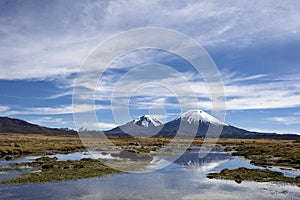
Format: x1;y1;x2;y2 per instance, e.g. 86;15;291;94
105;110;300;140
1;110;299;139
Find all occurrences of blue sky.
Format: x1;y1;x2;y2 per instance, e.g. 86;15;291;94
0;0;300;134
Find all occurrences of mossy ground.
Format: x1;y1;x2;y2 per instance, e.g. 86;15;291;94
3;157;120;184
0;133;194;159
1;133;299;185
218;139;300;169
208;139;300;187
207;167;300;187
0;133;85;159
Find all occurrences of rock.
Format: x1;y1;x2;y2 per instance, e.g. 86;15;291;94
80;158;93;162
118;150;139;160
73;164;84;169
4;155;12;161
42;164;54;169
234;175;242;184
129;142;139;146
35;156;58;162
207;174;215;179
117;150;152;161
220;168;229;174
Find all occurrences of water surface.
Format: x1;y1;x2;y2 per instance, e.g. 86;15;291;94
0;149;299;200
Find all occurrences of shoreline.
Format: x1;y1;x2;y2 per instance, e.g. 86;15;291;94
0;133;299;186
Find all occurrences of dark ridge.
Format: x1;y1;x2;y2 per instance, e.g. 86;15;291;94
0;116;77;136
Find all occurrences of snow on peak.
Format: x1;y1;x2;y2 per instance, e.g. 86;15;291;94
179;110;227;126
133;115;163;127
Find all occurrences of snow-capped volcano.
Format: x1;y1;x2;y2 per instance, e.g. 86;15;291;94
105;111;227;137
179;110;227;126
105;115;164;136
133;115;163;127
105;109;299;139
152;110;228;137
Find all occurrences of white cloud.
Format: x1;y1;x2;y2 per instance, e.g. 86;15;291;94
222;72;269;83
96;122;118;130
0;106;10;112
3;104;109;116
1;1;299;132
3;71;299;119
85;70;300;111
43;91;73;100
0;0;299;80
77;121;118;131
28;117;69;127
265;116;300;126
250;128;300;135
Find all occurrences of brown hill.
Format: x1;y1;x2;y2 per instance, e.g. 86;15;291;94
0;117;77;136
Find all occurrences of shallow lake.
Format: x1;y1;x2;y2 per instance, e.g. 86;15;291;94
0;149;299;200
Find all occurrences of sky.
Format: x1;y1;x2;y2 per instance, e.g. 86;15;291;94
0;0;300;134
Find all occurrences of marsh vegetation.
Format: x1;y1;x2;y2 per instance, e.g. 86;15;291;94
1;133;299;186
